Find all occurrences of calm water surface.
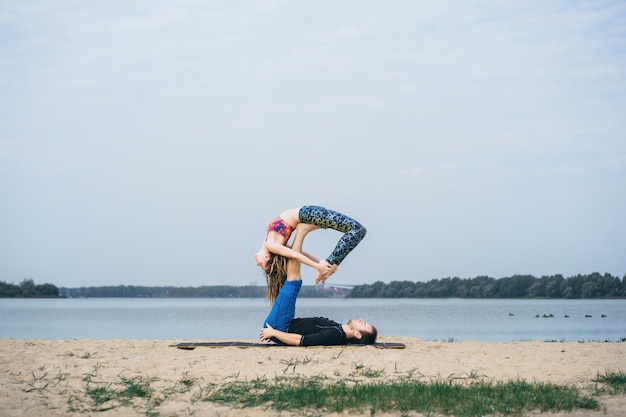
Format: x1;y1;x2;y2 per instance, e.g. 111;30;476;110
1;298;624;342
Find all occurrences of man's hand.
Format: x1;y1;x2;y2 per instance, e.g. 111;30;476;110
260;323;276;342
260;323;303;345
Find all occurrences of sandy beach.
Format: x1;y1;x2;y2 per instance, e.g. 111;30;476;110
1;336;624;416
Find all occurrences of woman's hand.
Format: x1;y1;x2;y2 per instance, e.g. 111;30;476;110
314;260;337;284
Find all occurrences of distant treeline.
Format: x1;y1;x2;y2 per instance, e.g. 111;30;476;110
347;273;626;298
2;273;625;299
58;284;341;298
0;279;60;298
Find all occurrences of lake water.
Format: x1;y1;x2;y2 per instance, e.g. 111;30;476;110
1;298;624;342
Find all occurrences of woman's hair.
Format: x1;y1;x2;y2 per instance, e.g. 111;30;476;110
264;253;288;304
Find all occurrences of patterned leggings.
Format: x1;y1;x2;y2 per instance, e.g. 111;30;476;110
298;206;367;265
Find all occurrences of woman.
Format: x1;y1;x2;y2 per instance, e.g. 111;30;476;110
255;206;367;300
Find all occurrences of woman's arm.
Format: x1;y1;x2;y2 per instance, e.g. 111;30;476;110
264;241;328;273
301;251;319;263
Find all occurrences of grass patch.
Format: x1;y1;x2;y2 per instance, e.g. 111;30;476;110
68;372;196;415
279;355;316;373
203;375;599;417
61;351;98;359
594;370;626;394
79;375;157;412
20;363;623;417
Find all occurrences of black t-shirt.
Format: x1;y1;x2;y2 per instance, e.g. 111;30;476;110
287;317;348;346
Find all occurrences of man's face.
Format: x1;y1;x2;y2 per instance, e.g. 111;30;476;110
348;318;373;336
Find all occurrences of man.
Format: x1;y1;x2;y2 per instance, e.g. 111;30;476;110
260;223;377;346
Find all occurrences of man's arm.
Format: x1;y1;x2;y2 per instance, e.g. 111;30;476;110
261;321;346;346
259;323;302;346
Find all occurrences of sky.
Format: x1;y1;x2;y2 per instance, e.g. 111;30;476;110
1;1;625;288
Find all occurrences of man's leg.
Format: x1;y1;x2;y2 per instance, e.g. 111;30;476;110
262;279;302;332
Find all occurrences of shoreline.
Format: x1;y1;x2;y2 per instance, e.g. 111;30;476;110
1;337;625;416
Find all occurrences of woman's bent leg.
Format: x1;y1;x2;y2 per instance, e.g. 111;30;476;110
299;206;367;265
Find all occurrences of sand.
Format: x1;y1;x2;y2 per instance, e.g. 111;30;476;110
1;336;624;416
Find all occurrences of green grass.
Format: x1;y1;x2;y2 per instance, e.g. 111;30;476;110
82;376;157;411
594;371;626;394
203;375;600;417
67;371;195;415
19;362;626;417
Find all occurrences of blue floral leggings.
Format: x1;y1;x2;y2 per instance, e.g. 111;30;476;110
298;206;367;265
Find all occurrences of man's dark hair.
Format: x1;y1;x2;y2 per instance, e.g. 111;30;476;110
360;325;378;345
348;325;378;345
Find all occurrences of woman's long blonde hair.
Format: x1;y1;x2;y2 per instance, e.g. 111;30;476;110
264;253;288;304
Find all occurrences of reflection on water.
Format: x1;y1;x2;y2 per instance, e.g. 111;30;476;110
1;298;624;342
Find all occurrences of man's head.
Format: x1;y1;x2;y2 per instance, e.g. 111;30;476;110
345;318;377;344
